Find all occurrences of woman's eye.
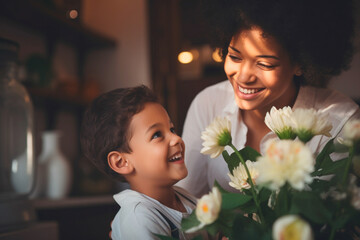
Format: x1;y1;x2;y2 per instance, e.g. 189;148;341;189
228;54;242;62
151;131;162;139
257;62;276;70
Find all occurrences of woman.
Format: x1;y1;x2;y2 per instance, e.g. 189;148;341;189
177;0;360;197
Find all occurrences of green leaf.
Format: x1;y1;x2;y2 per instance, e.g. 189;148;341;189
221;192;253;209
213;181;230;194
315;138;335;170
211;210;237;238
239;146;262;162
232;214;270;240
222;150;231;168
309;179;332;193
312;157;348;177
290;191;332;224
156;234;203;240
181;210;201;231
236;200;258;214
225;146;261;174
274;186;290;216
258;188;272;204
224;151;241;174
205;223;219;237
154;234;178;240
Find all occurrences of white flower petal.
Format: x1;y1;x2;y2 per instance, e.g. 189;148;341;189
343;120;360;143
228;160;259;191
200;117;232;158
291;108;332;137
185;222;206;233
256;140;314;191
273;215;313;240
195;187;222;226
265;106;294;137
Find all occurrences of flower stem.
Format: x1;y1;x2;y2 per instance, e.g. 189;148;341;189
229;143;265;224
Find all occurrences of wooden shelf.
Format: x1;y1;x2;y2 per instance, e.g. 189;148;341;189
33;195;115;210
27;87;90;109
0;0;116;50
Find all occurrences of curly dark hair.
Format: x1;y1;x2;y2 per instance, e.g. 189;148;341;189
80;85;158;181
204;0;355;87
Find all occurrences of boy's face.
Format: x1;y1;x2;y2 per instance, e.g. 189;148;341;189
125;102;187;187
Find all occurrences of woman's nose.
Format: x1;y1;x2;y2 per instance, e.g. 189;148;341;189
236;62;256;83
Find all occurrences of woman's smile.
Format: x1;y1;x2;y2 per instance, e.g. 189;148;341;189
237;85;266;100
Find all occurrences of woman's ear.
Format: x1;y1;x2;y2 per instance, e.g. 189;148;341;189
107;151;134;175
294;65;303;76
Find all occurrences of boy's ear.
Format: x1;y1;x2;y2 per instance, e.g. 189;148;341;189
107;151;134;175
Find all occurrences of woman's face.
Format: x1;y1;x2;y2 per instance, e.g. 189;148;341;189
224;28;301;114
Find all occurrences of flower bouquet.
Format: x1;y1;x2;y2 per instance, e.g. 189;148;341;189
181;107;360;240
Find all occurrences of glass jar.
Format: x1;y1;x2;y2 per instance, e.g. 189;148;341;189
0;38;36;232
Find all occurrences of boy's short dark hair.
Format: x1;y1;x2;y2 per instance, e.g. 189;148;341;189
80;85;158;181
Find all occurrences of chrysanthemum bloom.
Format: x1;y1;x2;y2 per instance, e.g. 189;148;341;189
200;117;232;158
228;160;259;191
291;108;332;143
341;120;360;152
348;175;360;210
273;215;313;240
265;106;296;140
256;140;314;191
343;120;360;142
186;187;222;233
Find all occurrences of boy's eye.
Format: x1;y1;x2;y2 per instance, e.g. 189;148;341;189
151;131;162;139
170;127;176;134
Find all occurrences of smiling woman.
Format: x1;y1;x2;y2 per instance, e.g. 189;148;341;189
176;0;360;198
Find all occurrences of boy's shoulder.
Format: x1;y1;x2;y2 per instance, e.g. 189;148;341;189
113;189;167;227
114;189;157;210
112;190;170;238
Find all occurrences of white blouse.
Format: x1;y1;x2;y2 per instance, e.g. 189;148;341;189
177;81;360;197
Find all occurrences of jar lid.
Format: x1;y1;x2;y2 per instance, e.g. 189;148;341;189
0;37;19;64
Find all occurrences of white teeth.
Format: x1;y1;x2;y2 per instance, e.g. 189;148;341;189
169;153;182;162
238;86;261;94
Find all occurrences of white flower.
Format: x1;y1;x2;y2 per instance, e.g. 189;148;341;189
291;108;332;142
200;117;232;158
273;215;313;240
349;174;360;210
265;106;296;139
228;160;259;191
343;120;360;146
186;187;222;233
256;140;314;191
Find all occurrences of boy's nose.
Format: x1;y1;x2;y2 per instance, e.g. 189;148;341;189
169;133;182;146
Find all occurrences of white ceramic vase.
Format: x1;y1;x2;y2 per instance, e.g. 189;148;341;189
37;131;72;199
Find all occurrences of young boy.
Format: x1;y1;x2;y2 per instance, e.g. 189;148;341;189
80;85;198;239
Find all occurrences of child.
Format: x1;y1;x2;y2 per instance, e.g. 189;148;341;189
80;85;199;239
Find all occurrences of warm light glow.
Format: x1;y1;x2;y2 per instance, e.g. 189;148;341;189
178;51;193;64
212;49;222;62
69;9;78;19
